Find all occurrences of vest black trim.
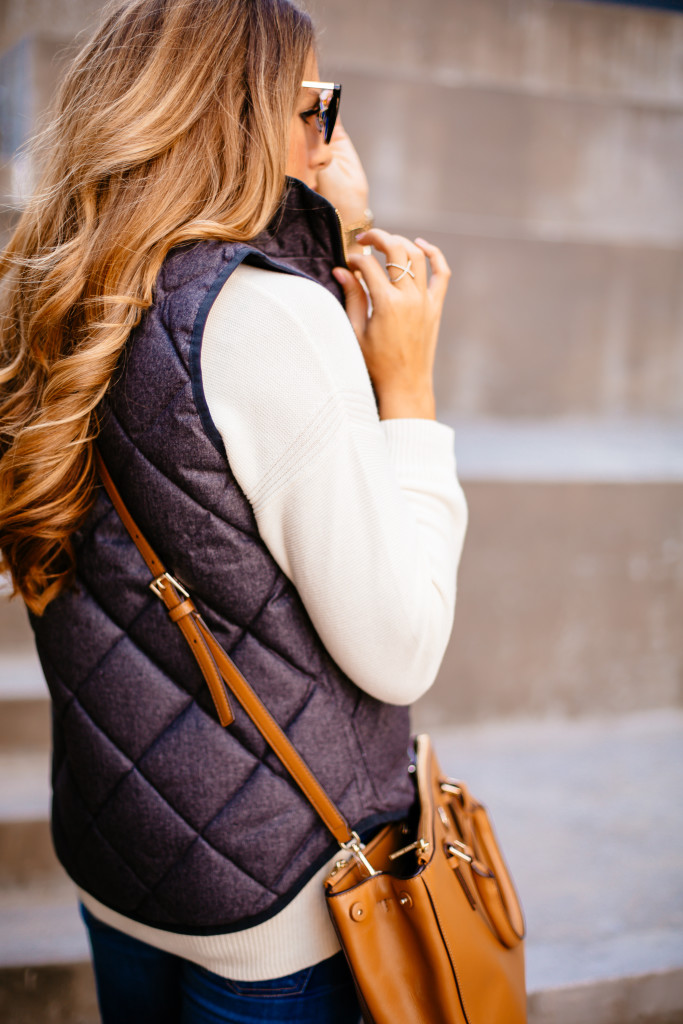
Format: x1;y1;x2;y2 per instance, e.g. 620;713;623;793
189;244;320;459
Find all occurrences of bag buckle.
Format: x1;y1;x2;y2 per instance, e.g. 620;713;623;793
150;571;190;601
340;831;378;877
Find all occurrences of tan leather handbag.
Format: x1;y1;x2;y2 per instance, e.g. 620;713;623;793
96;451;527;1024
324;735;526;1023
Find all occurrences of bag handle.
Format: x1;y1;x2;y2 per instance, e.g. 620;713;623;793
93;449;367;855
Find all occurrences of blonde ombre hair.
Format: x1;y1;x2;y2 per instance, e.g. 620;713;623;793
0;0;315;614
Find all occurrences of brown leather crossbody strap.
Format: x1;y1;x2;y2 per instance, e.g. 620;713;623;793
94;450;235;729
93;448;356;849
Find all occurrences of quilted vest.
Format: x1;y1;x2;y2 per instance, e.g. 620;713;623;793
29;176;414;934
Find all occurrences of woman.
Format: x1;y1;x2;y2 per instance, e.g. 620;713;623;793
0;0;468;1021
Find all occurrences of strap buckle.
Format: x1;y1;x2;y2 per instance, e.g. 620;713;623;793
340;831;378;877
150;571;190;601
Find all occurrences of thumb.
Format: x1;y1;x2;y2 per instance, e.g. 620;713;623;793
332;267;368;340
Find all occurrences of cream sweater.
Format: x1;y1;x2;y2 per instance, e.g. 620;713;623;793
79;263;468;979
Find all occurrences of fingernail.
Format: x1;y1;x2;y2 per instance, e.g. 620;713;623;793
415;237;428;245
332;268;345;282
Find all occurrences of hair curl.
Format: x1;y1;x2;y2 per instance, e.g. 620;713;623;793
0;0;315;614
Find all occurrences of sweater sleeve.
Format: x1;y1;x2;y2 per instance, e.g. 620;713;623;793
200;262;468;705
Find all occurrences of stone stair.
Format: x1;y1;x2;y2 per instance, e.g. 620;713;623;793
424;710;683;1024
0;635;98;1024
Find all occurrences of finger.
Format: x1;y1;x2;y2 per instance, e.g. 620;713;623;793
404;240;428;290
414;237;451;298
346;249;398;297
386;236;428;290
332;267;368;337
354;228;410;268
356;229;426;289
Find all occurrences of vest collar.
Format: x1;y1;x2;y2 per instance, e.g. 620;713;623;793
248;175;348;306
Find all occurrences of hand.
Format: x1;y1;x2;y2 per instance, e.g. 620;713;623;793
315;116;369;227
332;230;452;420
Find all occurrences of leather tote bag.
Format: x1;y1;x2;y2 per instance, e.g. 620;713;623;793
324;733;526;1023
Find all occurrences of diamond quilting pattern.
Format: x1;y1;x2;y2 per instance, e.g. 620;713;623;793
71;822;153;915
52;761;99;850
75;634;193;762
60;700;134;810
148;836;276;927
34;587;125;697
201;764;319;890
95;768;199;886
138;702;260;831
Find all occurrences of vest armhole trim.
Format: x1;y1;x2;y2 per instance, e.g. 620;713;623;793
188;245;312;459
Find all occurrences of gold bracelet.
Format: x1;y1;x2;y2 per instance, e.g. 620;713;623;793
344;208;374;249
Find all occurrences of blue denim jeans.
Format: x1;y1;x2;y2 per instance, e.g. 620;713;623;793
80;904;362;1023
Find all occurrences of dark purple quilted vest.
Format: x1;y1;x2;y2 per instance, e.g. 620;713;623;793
29;177;414;934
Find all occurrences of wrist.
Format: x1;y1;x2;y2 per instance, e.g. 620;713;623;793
377;387;436;421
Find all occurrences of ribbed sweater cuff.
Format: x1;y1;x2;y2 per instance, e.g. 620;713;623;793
380;418;457;477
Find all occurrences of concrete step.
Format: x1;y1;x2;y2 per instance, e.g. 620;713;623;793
0;882;90;968
0;592;35;654
0;965;97;1024
312;0;683;110
0;654;50;751
528;969;683;1024
3;429;682;728
446;417;683;483
343;70;683;248
423;708;683;1023
0;695;50;752
417;469;683;725
5;3;683;114
0;752;62;888
0;590;51;752
315;12;683;422
0;884;97;1024
422;229;683;419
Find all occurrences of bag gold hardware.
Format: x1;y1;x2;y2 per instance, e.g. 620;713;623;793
350;901;366;921
440;781;462;796
340;830;378;877
388;837;430;861
446;840;473;864
329;858;351;878
437;805;451;829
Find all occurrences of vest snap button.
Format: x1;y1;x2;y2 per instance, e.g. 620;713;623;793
350;901;365;921
399;891;413;908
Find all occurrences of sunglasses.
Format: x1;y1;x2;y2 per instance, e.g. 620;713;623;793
300;81;342;144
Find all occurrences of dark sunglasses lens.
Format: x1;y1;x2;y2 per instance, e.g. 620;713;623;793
323;88;340;144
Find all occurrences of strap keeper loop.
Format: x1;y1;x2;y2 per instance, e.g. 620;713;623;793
168;598;196;622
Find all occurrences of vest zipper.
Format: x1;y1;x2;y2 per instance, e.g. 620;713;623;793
333;207;349;268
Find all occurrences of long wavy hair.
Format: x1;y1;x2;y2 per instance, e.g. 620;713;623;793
0;0;314;614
